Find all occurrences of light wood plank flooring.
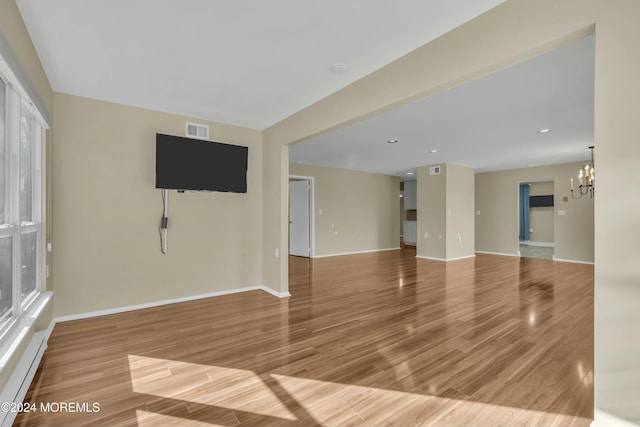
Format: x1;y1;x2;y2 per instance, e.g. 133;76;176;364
15;248;593;426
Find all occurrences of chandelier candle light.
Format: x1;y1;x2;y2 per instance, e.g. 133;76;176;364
571;145;595;199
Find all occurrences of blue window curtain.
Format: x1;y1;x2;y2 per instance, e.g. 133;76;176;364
519;184;530;241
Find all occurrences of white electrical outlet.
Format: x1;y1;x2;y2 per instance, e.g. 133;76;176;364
457;233;462;242
275;248;279;258
424;232;428;239
438;234;442;240
476;210;481;216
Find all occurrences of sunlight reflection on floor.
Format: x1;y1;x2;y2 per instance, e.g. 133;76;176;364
128;355;591;426
128;355;296;422
271;374;593;426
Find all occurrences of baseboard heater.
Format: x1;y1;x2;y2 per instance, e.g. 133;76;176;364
0;328;49;427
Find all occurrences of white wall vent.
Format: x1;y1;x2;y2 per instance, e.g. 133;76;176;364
429;166;441;175
186;122;209;140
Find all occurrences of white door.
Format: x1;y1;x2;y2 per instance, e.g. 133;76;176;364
289;180;310;257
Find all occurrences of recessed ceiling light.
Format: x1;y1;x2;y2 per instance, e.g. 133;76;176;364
330;63;348;74
537;128;551;134
387;139;398;144
406;172;415;175
429;149;439;153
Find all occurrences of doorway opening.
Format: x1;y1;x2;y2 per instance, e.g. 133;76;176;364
289;175;315;258
519;180;555;260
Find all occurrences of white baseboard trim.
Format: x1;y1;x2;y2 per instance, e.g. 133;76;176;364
447;255;476;261
415;255;446;261
552;256;594;265
527;241;554;248
594;409;636;427
415;254;476;262
314;247;400;259
475;251;520;257
55;285;288;323
258;285;291;298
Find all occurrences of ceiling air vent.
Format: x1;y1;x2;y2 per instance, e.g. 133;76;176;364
186;122;209;140
429;166;441;175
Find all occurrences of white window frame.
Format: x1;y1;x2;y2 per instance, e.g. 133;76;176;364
0;75;14;327
19;105;41;309
0;67;44;337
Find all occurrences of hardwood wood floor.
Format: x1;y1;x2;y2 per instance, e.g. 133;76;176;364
15;248;593;426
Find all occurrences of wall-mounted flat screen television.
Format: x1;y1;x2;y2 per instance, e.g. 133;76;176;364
155;133;248;193
529;195;554;207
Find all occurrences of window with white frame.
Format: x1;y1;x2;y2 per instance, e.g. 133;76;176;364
0;77;10;325
0;71;42;333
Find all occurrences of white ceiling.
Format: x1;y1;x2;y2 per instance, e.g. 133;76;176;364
290;35;595;177
16;1;593;177
16;0;506;130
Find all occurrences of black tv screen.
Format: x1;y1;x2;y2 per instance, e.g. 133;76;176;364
155;133;248;193
530;195;554;207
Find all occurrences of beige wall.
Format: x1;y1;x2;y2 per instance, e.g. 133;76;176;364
416;164;446;259
446;164;475;259
476;162;593;263
262;142;289;294
416;164;475;260
264;1;640;423
52;93;263;317
528;181;554;244
289;163;400;257
0;0;52;113
0;0;54;398
594;5;640;423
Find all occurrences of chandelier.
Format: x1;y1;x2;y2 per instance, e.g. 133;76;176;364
571;145;594;199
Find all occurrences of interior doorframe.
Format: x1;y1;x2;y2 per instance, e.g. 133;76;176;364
516;178;555;257
289;175;315;258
